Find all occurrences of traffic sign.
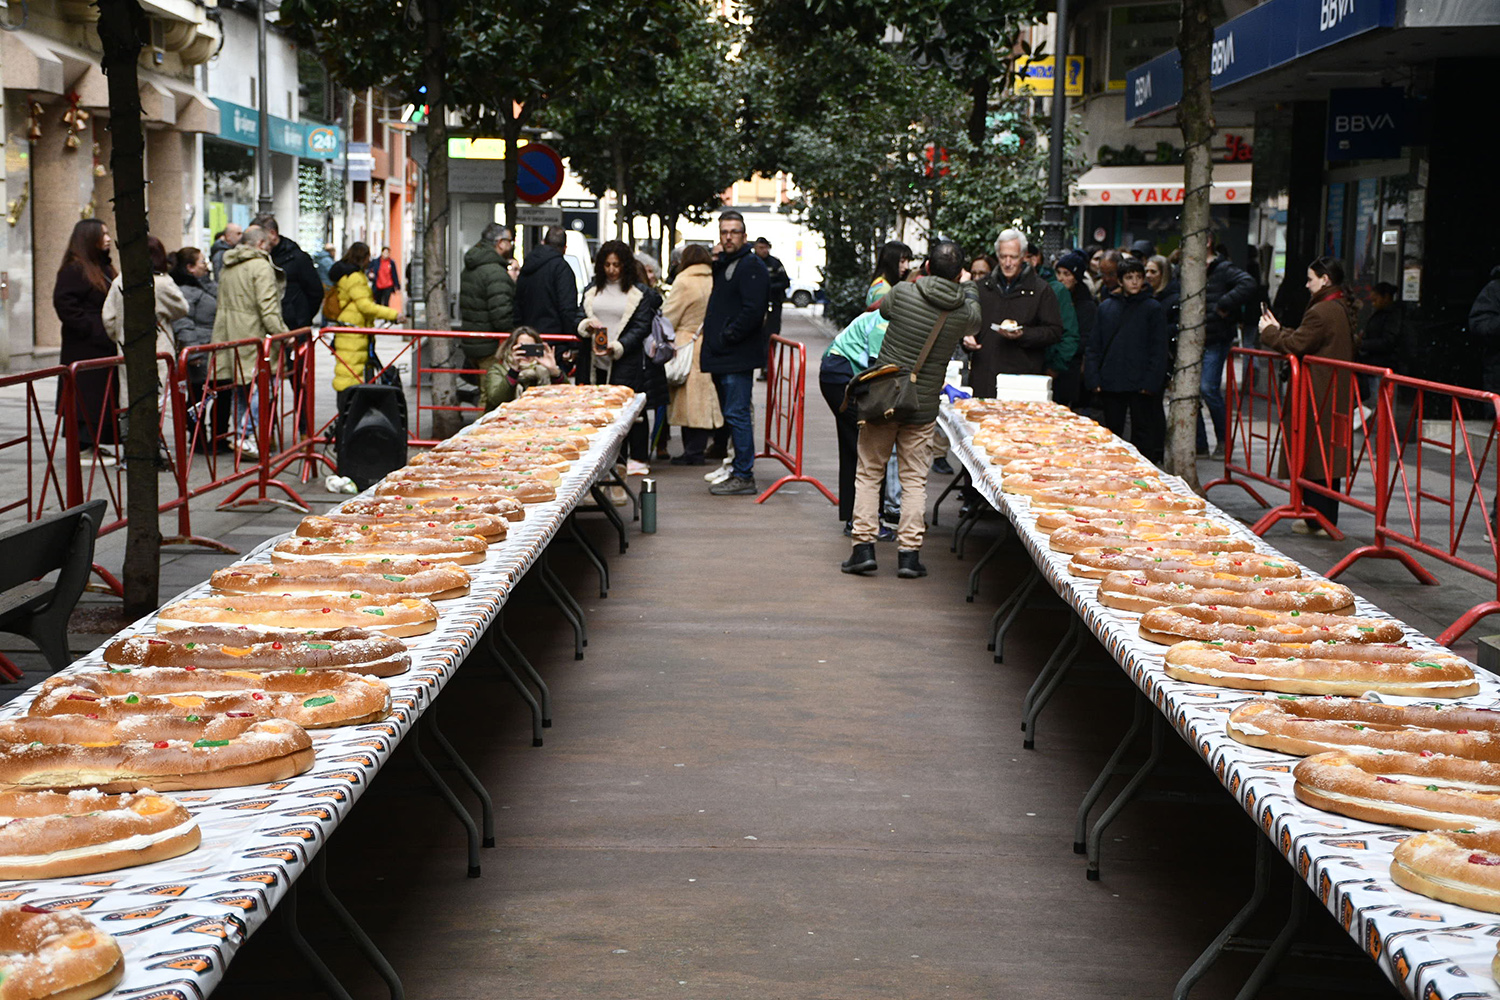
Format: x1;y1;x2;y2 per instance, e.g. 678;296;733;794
515;205;563;227
516;143;564;205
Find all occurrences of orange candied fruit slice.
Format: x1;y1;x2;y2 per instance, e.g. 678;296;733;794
131;795;175;816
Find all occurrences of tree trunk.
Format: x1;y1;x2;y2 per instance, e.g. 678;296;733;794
967;74;990;151
1166;0;1214;489
422;0;459;439
96;0;159;618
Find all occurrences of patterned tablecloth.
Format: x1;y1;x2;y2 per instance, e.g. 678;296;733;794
0;395;644;1000
938;401;1500;1000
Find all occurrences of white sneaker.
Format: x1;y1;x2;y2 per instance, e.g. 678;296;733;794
88;449;117;468
625;459;651;476
704;460;733;484
236;435;259;459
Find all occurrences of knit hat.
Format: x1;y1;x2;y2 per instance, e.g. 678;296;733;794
1055;250;1089;280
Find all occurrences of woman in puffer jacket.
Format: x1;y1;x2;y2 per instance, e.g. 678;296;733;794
328;242;398;393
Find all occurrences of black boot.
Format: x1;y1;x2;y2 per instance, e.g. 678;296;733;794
897;549;927;579
841;543;877;575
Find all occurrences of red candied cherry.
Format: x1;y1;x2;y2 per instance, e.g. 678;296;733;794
154;741;169;749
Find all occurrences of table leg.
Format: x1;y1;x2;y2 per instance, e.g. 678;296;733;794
992;568;1042;663
485;627;545;746
1074;693;1148;854
567;512;610;597
1087;710;1167;880
310;850;406;1000
1022;615;1085;749
423;706;496;848
281;882;357;1000
408;723;482;878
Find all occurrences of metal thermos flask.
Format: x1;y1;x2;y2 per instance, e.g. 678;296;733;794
641;478;657;534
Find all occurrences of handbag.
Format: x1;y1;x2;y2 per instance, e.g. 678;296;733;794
644;312;677;365
841;309;950;424
664;330;697;386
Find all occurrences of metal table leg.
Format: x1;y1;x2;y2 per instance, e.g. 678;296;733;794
485;627;545;746
1173;838;1274;1000
1087;710;1167;880
1021;616;1085;749
986;563;1036;651
966;525;1009;603
588;484;630;553
497;612;552;729
1074;693;1149;854
993;569;1043;663
931;469;969;527
1232;871;1307;1000
408;723;482;877
423;706;495;848
281;882;356;1000
567;512;610;597
310;850;405;999
539;549;587;654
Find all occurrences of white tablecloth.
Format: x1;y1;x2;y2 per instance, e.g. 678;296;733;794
938;400;1500;1000
0;395;643;998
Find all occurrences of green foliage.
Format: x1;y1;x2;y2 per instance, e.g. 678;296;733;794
539;8;742;230
738;0;1081;327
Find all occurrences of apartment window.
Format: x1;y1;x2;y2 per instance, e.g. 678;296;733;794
298;48;329;121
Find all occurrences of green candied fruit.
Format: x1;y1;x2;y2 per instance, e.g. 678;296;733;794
349;593;363;600
382;575;406;582
185;714;201;723
302;695;336;708
1289;611;1300;617
295;667;309;675
1426;785;1439;792
1276;695;1298;700
304;643;331;650
109;667;131;674
1413;661;1443;670
270;572;281;578
362;608;386;616
184;643;196;649
192;739;229;748
125;695;139;704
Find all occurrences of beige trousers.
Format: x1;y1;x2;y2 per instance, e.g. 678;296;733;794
852;420;934;550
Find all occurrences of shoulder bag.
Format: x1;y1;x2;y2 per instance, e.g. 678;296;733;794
840;309;950;424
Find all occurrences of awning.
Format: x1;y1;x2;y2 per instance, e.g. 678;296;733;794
1;28;218;134
1070;163;1252;207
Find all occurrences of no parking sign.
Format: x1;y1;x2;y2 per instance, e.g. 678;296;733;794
516;143;565;205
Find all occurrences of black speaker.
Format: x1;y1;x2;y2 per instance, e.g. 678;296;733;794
336;385;408;490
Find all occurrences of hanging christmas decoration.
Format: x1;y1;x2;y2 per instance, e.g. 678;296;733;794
92;141;106;178
26;101;44;143
61;92;90;150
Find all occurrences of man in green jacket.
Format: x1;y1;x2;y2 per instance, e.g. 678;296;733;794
843;241;980;579
459;223;516;385
211;225;287;457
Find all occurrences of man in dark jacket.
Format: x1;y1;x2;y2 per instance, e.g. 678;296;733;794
516;227;585;376
459;223;516;379
1083;258;1169;462
964;228;1063;395
755;237;790;340
701;211;770;496
842;241;980;579
251;215;322;330
1470;266;1500;394
1198;242;1258;455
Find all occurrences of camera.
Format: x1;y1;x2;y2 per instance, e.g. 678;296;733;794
517;343;545;358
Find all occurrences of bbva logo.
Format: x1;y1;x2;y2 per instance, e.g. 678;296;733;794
1334;113;1395;133
1133;72;1152;106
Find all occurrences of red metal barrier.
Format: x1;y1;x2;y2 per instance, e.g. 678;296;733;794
1328;374;1500;644
755;335;836;505
1205;348;1300;515
319;328;576;447
0;366;74;524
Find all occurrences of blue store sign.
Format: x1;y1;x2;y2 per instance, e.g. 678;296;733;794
1326;87;1407;160
211;99;342;160
1127;0;1397;122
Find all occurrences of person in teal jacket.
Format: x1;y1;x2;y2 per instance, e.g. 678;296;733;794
820;310;893;537
1028;243;1081;403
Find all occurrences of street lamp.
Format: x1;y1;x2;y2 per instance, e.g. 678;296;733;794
256;0;273;215
1039;0;1070;259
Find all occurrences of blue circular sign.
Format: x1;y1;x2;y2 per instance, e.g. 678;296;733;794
516;144;564;204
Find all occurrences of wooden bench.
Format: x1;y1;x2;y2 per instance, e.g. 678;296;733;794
0;500;106;675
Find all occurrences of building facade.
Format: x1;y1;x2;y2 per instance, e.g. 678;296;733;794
2;0;219;369
1124;0;1500;386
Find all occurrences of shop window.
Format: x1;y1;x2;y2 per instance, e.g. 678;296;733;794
298;48;329;122
204;139;256;238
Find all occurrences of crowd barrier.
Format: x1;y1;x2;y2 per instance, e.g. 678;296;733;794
1208;349;1498;642
1203;348;1299;524
755;334;836;505
317;327;577;447
1328;372;1500;645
